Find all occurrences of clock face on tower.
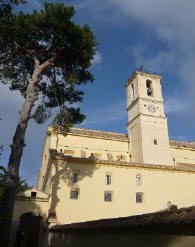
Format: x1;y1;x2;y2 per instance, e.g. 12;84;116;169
147;104;156;113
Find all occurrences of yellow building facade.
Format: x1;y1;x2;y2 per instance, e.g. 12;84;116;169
13;71;195;227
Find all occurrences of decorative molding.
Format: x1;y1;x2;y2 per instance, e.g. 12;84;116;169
15;196;49;202
50;127;128;142
126;97;164;112
125;71;162;88
127;113;166;127
50;149;195;174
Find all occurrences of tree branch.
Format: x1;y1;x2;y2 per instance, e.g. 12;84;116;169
39;55;56;72
13;42;35;58
31;56;56;85
33;56;40;68
0;166;6;173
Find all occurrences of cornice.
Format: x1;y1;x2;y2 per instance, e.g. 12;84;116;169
50;149;195;173
126;97;164;112
49;126;128;142
125;71;162;88
127;113;166;127
46;127;195;151
67;132;128;142
15;196;49;202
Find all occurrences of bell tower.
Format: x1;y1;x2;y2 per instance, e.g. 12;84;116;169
125;71;172;166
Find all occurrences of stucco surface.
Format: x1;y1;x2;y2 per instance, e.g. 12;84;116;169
14;71;195;228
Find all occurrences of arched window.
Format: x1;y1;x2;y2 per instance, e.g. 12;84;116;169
146;79;153;96
136;174;141;186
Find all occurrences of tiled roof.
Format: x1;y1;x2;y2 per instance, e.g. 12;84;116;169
53;126;128;141
52;126;195;149
50;205;195;232
169;140;195;149
54;127;195;148
69;128;128;140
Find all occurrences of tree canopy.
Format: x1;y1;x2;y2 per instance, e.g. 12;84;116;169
0;0;26;18
0;166;29;206
0;3;98;245
0;2;98;126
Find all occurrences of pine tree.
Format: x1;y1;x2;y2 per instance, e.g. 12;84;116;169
0;0;26;18
0;3;98;245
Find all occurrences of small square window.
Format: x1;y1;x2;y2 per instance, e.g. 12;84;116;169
105;175;111;185
136;193;143;203
154;139;158;145
104;192;112;202
70;191;78;200
73;173;78;183
31;192;37;198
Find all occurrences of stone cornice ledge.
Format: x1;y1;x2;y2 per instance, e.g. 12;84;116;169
50;149;195;173
15;196;49;202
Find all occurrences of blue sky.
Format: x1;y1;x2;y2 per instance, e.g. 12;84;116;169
1;0;195;185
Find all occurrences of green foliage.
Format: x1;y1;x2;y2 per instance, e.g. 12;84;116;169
169;204;178;211
52;106;85;132
0;167;29;206
32;104;52;124
0;2;98;127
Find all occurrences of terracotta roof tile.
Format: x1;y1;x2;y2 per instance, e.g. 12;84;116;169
54;127;195;148
50;206;195;232
169;140;195;149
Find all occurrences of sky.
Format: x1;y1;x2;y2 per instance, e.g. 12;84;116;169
1;0;195;185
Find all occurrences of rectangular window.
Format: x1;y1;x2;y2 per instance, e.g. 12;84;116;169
136;176;141;186
70;191;78;200
104;192;112;202
154;139;158;145
31;192;37;198
136;193;143;203
73;173;78;183
105;175;111;185
131;84;135;99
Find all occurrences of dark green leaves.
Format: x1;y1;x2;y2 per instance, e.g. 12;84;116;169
0;2;98;128
0;167;29;206
52;106;86;130
0;0;26;18
32;104;51;124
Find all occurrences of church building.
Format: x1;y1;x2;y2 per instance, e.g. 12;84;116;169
13;71;195;227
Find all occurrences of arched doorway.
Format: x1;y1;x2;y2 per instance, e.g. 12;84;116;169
15;212;42;247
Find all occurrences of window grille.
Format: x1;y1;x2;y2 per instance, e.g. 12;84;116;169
73;173;78;183
104;192;112;202
136;192;143;203
70;191;78;200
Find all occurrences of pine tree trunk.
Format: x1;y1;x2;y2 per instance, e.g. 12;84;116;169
0;78;38;247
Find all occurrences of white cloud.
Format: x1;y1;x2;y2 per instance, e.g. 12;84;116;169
73;0;195;92
164;98;187;114
91;51;102;67
128;45;179;74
